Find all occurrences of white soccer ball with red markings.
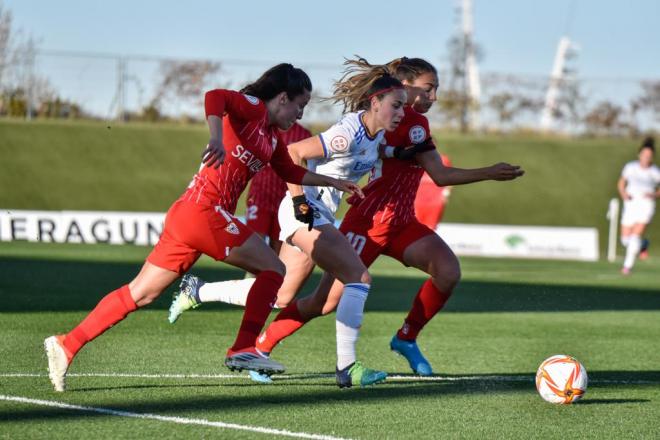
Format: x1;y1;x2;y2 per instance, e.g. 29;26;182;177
535;355;588;404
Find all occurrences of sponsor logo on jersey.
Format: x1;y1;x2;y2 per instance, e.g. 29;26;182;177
330;135;349;152
232;144;265;173
244;94;260;105
409;125;426;144
353;161;375;172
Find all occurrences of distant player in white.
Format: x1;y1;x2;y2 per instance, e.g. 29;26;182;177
168;58;426;387
618;137;660;274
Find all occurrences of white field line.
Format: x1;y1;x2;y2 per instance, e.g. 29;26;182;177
1;372;658;385
0;395;351;440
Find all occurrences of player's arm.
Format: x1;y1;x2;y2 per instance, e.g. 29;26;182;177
285;137;325;197
270;136;362;197
380;137;435;160
201;89;265;168
617;176;631;200
416;150;524;186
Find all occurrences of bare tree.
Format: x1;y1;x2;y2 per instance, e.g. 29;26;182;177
583;101;624;135
148;60;220;119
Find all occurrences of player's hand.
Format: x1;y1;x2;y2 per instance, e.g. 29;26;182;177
488;163;524;181
202;139;225;168
391;138;436;160
292;195;314;231
622;192;632;200
330;178;364;199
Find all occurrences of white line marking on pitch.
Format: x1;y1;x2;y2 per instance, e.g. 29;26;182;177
1;372;658;385
0;395;350;440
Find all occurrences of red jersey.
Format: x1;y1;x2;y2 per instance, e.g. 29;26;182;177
247;123;312;211
181;90;307;214
348;106;435;225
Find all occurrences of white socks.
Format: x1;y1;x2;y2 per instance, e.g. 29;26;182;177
198;278;256;306
335;283;370;370
623;234;641;270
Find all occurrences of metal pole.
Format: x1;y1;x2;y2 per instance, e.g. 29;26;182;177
606;198;620;262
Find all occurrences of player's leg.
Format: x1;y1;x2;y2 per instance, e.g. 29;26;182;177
289;224;386;387
387;223;460;375
622;222;648;274
45;262;180;392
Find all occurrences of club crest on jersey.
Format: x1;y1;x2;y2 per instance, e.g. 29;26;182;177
330;136;349;153
409;125;426;144
243;94;259;105
225;222;240;235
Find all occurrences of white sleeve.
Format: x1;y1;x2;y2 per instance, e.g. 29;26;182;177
318;121;355;159
621;163;633;179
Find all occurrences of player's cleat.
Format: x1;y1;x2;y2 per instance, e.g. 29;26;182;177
639;239;650;260
621;267;632;276
168;274;204;323
44;335;70;392
248;370;274;384
390;335;433;376
336;361;387;388
224;348;285;375
639;249;649;260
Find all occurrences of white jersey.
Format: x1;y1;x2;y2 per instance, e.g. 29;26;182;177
304;111;384;216
621;161;660;200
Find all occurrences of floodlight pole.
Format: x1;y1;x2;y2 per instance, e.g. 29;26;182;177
540;37;572;131
462;0;481;130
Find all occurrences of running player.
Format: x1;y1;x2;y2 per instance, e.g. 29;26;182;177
168;57;522;382
247;57;523;377
42;63;361;392
169;57;424;388
414;153;452;229
618;136;659;275
245;123;312;254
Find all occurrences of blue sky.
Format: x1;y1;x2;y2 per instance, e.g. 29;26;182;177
3;0;659;120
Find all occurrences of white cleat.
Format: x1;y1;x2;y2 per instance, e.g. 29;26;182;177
44;335;70;392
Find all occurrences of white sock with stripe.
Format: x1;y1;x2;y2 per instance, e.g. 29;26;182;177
335;283;370;370
198;278;256;306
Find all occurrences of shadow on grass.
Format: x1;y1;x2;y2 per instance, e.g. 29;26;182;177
1;257;659;313
1;370;657;423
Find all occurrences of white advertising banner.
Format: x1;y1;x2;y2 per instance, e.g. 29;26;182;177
436;223;599;261
0;210;600;261
0;210;165;246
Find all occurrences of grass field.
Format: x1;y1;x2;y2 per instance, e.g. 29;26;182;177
1;241;659;439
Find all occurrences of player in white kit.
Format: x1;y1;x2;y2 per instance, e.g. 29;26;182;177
618;137;660;274
168;58;423;387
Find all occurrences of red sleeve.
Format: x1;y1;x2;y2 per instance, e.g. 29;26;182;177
269;135;307;184
204;89;265;121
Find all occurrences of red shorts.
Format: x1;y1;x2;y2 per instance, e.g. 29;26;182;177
245;202;281;245
339;208;436;268
147;200;253;275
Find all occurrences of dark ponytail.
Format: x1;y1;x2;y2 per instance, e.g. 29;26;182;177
640;136;656;153
241;63;312;101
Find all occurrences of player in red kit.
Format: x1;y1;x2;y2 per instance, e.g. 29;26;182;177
245;123;312;253
414;154;452;229
253;57;524;378
43;64;361;392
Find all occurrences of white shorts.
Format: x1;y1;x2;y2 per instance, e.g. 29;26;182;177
621;198;655;226
278;192;335;242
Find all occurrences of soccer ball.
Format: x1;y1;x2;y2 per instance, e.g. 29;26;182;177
535;355;588;404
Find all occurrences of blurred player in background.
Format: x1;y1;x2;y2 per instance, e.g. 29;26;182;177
618;136;660;275
43;63;361;392
245;122;312;254
414;153;452;229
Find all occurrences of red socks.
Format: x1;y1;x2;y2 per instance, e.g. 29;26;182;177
256;300;307;353
397;278;452;341
229;270;284;352
63;285;138;361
